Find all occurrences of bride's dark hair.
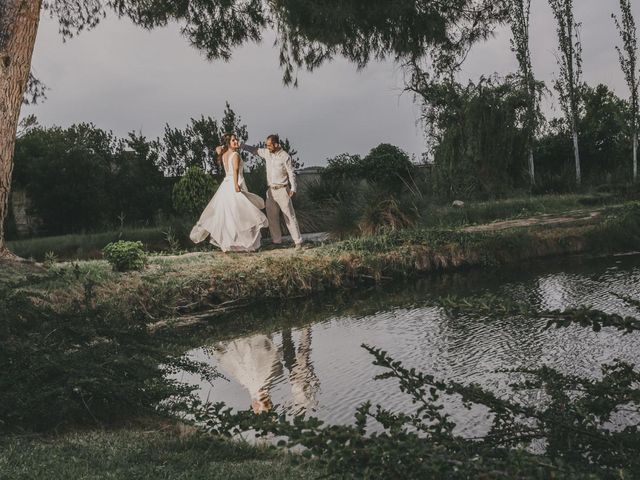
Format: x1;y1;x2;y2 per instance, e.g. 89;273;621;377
217;132;236;166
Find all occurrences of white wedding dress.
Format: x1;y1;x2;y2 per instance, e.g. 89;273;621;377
190;152;268;252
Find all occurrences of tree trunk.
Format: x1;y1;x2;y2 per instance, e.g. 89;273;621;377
528;147;535;185
572;129;581;186
633;131;638;182
0;0;41;256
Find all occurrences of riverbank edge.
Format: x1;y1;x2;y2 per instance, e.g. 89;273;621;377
5;202;640;329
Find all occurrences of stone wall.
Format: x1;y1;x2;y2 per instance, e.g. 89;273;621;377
11;189;40;236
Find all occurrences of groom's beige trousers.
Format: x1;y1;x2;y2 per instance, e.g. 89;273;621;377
266;186;302;245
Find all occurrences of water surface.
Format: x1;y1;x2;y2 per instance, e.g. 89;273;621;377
176;253;640;434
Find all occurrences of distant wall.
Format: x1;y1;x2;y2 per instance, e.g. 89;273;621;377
297;166;323;190
11;189;40;237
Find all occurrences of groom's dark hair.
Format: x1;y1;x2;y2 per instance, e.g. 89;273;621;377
266;134;280;145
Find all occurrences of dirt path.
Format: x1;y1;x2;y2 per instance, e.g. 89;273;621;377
462;208;605;233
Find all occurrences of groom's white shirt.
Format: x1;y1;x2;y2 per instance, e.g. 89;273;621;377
256;148;298;193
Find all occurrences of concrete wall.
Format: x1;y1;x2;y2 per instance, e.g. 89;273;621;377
296;166;323;190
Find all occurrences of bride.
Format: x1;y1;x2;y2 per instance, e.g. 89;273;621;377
189;133;268;252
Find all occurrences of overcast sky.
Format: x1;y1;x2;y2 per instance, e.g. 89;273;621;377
23;1;640;166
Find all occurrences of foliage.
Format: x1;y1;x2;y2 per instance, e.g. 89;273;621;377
22;73;48;106
0;286;217;433
322;144;414;193
358;197;417;236
613;0;639;181
102;240;148;272
267;0;508;84
508;0;541;185
12;123;173;235
12;124;113;234
36;1;508;86
155;103;248;176
172;166;218;221
578;84;630;180
244;159;268;198
411;75;532;199
549;0;584;185
535;85;631;190
112;132;174;224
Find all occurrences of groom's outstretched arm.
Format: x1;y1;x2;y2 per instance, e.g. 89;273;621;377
240;143;260;156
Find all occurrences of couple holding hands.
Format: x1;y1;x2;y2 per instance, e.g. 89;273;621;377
189;133;303;252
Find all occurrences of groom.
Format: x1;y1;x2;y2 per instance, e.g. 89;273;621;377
239;134;303;249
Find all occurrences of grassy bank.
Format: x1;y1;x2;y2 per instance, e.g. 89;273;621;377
6;193;623;262
418;191;617;228
0;425;320;479
6;202;638;327
6;226;173;262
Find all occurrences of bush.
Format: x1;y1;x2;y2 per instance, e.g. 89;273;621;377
322;144;414;194
172;166;218;220
102;240;147;272
0;287;215;433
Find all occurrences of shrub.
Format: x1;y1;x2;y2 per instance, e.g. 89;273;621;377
172;166;218;220
322;144;414;194
358;197;417;235
0;287;216;433
102;240;147;272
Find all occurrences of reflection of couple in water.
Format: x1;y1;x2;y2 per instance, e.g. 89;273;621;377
214;326;319;414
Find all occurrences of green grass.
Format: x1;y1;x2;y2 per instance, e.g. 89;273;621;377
5;193;620;262
419;192;616;228
0;428;321;479
7;227;171;261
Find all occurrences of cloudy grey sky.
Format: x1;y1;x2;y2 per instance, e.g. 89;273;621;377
23;1;639;166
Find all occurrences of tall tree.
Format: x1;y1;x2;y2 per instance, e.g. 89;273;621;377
156;102;248;176
613;0;639;182
409;75;530;198
509;0;539;185
0;0;505;256
0;0;42;256
549;0;583;186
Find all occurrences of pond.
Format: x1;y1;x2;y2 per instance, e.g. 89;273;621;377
175;252;640;435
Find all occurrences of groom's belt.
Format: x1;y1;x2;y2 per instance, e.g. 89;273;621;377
268;183;289;190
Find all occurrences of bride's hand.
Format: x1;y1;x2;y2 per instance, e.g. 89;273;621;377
234;184;241;192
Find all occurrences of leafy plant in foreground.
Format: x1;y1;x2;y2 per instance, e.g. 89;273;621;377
102;240;148;272
0;286;218;433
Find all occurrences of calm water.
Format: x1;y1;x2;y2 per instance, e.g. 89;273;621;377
175;252;640;435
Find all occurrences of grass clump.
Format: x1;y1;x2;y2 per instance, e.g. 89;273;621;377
103;240;148;272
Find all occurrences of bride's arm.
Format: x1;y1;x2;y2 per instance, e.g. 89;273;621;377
232;153;241;192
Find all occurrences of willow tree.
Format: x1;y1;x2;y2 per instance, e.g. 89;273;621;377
549;0;583;186
509;0;539;185
0;0;505;256
613;0;639;182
